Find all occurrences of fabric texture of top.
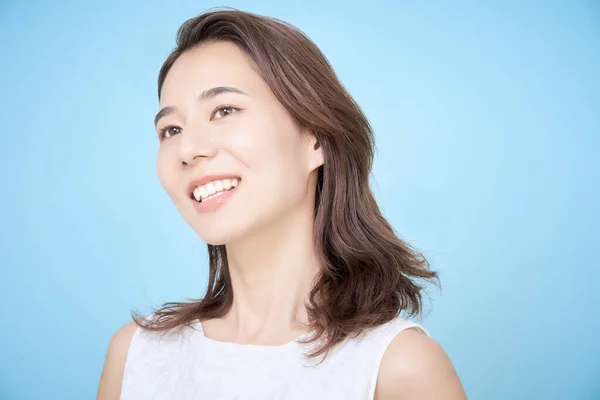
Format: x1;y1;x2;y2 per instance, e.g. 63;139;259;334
120;314;429;400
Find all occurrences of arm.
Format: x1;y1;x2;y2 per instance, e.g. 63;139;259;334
374;328;467;400
96;321;138;400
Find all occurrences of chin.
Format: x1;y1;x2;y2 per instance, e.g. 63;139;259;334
193;225;245;247
200;236;230;247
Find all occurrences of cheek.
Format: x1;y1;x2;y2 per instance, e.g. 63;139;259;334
238;135;307;203
228;113;303;168
222;113;309;209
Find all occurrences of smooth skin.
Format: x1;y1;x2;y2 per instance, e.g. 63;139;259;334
97;322;137;399
97;41;466;399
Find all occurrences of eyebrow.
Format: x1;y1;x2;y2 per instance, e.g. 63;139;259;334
154;86;248;127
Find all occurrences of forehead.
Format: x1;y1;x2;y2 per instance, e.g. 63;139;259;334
160;41;262;103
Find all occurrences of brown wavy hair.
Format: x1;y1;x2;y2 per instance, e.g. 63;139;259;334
132;7;439;362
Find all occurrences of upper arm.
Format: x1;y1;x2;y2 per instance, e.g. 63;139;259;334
96;321;138;400
374;328;467;400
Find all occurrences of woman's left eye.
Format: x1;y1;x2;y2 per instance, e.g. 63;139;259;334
211;106;240;120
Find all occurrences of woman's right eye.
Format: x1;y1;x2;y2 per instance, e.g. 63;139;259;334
158;125;181;140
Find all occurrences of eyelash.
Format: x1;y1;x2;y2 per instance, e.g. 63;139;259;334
158;105;240;140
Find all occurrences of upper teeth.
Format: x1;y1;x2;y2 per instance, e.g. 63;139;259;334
192;178;239;202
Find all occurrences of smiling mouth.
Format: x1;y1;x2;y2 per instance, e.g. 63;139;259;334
189;178;241;203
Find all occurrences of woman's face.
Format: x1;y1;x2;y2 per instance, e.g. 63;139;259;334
155;41;323;245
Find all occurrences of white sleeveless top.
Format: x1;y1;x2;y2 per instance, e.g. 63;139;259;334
120;315;429;400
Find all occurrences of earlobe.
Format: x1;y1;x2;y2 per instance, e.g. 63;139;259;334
312;139;324;169
304;133;324;170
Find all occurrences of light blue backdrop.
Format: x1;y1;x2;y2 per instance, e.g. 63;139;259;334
1;1;598;399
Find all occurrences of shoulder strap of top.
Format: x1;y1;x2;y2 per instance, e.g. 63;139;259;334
366;318;430;400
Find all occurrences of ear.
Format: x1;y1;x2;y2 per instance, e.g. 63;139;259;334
307;134;324;171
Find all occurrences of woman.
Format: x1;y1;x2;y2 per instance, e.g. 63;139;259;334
97;8;466;400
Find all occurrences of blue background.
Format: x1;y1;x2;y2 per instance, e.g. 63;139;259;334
1;1;598;399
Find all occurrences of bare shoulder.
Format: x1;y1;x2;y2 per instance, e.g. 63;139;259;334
96;321;139;400
374;327;467;400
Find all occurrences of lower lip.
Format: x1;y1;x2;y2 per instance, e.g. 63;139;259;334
192;186;239;213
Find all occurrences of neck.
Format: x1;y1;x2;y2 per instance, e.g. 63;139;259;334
222;202;321;343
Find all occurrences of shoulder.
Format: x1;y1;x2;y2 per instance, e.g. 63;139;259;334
96;321;139;400
374;327;467;400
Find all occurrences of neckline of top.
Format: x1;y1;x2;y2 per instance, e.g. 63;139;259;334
192;319;315;353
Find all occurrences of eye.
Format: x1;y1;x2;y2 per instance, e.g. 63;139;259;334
211;106;240;120
158;125;181;141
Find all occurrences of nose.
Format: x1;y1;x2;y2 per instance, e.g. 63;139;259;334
178;124;219;166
